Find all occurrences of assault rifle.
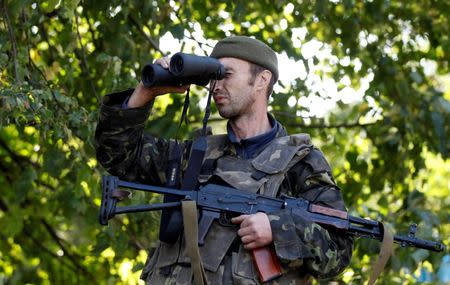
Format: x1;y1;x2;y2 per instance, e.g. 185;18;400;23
99;175;445;282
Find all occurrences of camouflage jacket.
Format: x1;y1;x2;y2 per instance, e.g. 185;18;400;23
95;90;353;284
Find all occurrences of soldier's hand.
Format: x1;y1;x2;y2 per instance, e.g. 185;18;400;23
231;212;273;250
128;56;190;108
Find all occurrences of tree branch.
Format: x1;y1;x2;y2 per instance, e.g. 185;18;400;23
0;198;81;276
127;14;166;55
285;120;380;129
0;196;8;212
37;20;58;63
22;10;70;112
124;222;147;250
0;158;15;184
272;111;381;129
86;13;102;51
75;10;99;102
0;137;40;169
173;7;211;55
41;219;95;280
22;10;68;114
1;0;19;83
271;110;314;119
0;226;85;280
23;18;68;114
28;57;70;114
23;228;78;272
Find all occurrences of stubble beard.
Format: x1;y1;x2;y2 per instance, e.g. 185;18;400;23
214;91;236;118
217;101;237;119
216;92;255;119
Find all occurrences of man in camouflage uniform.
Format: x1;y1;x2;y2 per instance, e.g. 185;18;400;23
95;36;353;284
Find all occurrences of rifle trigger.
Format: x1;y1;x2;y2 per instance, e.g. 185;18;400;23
218;212;236;227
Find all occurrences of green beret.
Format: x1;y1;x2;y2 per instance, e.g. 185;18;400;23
210;36;278;81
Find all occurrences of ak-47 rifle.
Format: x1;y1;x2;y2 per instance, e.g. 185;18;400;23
99;175;445;282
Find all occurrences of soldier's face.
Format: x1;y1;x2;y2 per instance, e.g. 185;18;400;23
212;57;257;119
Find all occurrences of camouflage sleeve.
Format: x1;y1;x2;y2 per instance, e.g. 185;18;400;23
268;148;353;279
95;90;180;185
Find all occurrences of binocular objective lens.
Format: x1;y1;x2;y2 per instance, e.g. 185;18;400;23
172;57;184;74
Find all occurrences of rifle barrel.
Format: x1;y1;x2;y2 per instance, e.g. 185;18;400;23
348;223;444;252
393;234;445;252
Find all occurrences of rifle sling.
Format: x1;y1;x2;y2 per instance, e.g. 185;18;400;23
159;140;183;243
367;222;394;285
182;136;207;190
160;89;207;243
182;200;208;285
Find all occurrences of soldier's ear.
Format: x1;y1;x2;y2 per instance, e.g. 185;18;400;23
255;70;272;94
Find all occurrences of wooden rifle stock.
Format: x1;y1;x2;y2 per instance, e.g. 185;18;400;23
252;246;282;282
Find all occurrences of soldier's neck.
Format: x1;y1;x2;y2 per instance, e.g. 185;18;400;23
229;112;271;142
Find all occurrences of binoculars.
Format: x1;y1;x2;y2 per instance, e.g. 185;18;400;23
141;53;226;88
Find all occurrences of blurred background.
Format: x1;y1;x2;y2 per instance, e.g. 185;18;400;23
0;0;449;284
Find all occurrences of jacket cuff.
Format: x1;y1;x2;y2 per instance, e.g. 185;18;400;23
268;209;314;261
99;89;154;128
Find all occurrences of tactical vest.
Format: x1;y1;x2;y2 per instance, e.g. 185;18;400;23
142;133;314;285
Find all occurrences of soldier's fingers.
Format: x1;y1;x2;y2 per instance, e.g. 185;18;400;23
243;242;258;250
239;215;256;228
154;84;190;95
240;235;254;244
154;57;170;69
231;215;249;224
237;226;254;237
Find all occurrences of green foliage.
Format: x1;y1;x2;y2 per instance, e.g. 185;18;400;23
0;0;449;284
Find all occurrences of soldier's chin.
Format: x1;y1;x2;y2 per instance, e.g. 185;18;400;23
217;108;235;119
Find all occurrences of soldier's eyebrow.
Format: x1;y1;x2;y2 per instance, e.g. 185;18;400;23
224;67;235;73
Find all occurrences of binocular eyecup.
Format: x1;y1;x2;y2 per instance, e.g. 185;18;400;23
141;52;225;88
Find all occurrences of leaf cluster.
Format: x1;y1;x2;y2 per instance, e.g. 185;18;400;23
0;0;449;284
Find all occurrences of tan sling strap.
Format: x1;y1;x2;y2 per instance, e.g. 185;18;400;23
181;200;208;285
367;222;394;285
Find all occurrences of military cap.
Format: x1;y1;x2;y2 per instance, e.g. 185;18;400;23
210;36;278;81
